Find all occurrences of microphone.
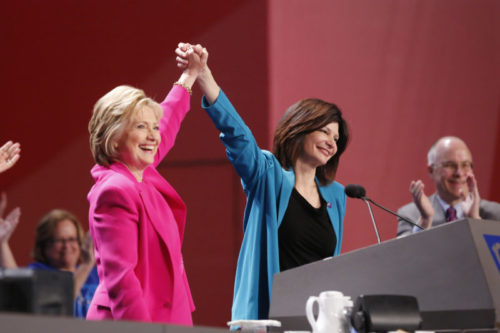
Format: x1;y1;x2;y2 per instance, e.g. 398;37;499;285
345;184;423;243
345;184;366;199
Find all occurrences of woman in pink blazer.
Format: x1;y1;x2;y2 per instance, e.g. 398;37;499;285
86;47;205;325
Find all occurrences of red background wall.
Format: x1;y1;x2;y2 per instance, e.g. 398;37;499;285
1;0;499;327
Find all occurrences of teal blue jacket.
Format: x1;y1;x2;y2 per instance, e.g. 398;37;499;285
202;90;346;321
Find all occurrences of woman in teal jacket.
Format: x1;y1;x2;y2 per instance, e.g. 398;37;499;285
176;44;349;322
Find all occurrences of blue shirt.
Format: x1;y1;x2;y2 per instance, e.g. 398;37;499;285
27;262;99;318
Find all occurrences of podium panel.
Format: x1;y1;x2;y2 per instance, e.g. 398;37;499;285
269;219;500;330
0;312;228;333
0;268;73;316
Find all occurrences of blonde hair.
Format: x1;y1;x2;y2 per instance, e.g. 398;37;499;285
89;85;163;166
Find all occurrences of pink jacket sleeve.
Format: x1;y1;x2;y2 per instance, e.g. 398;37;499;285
154;84;190;167
92;185;151;321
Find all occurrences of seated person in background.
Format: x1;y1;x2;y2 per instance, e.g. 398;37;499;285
0;141;21;174
397;136;500;237
0;204;98;318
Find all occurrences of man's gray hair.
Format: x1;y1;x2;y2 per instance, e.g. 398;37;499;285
427;136;468;166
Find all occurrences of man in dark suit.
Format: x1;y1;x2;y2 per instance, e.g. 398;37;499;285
397;136;500;237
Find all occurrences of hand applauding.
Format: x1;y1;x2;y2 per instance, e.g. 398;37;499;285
0;141;21;174
409;180;434;229
0;192;21;244
460;173;481;219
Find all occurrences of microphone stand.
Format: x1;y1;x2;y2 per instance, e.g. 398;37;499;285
362;198;381;244
362;196;423;231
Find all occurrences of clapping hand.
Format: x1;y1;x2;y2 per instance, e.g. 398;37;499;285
460;173;481;219
0;192;21;244
0;141;21;174
409;180;434;229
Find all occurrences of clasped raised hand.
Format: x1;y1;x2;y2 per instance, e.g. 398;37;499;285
175;42;208;73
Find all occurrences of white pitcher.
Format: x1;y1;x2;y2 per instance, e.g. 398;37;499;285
305;290;352;333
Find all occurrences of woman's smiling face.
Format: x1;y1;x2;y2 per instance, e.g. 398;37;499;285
299;122;339;168
116;106;161;180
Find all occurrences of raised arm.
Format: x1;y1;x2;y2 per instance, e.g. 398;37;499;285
153;44;207;165
175;43;219;104
175;43;272;191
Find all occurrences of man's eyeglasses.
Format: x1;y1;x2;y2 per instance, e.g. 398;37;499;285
436;161;473;173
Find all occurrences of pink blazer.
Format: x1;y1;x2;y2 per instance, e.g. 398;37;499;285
87;85;194;325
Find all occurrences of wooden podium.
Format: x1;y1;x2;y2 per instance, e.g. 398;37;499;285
269;219;500;331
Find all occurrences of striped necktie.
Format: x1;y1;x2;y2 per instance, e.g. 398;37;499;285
445;206;457;222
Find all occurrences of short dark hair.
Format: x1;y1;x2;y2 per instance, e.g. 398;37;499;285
272;98;349;185
32;209;84;265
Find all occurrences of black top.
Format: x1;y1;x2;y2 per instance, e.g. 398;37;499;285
278;187;336;271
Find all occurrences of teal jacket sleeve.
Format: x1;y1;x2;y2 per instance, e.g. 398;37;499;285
202;90;273;192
